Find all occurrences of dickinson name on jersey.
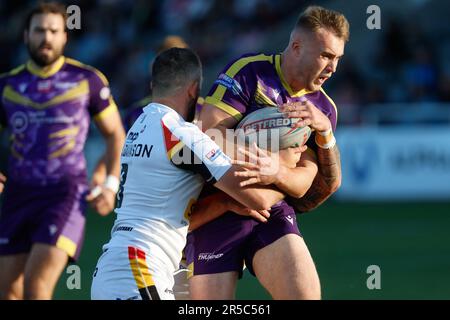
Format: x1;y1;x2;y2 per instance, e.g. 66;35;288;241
121;131;153;158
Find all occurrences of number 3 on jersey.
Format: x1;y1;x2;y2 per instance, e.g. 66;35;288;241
116;163;128;208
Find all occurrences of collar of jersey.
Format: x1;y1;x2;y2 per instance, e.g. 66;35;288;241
146;102;180;117
274;54;312;98
26;56;65;78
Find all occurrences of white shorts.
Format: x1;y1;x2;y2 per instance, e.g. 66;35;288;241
91;245;175;300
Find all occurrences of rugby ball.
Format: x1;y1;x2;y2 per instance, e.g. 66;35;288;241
236;106;311;150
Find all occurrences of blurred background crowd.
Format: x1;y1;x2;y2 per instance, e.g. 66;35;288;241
1;0;449;126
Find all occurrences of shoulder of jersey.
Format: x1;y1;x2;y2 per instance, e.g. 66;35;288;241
319;87;338;112
65;57;109;84
0;64;27;80
161;111;193;129
226;52;274;70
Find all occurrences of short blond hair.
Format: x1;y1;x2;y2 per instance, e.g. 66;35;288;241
296;6;350;42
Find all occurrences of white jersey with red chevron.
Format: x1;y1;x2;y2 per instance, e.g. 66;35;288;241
104;102;231;269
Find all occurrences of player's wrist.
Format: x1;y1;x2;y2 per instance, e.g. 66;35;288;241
273;163;288;186
317;127;332;137
104;174;120;193
315;129;336;149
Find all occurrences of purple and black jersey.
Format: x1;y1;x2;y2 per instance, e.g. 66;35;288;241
0;56;117;186
0;57;117;259
186;53;339;277
205;53;338;151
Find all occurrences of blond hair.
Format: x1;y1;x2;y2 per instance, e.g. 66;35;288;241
296;6;350;42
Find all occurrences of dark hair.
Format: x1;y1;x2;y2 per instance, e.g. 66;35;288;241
152;48;202;97
296;6;350;42
25;2;67;31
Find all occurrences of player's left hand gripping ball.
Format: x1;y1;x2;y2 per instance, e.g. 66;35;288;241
280;100;332;132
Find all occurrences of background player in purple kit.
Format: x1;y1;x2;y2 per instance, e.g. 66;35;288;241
187;6;348;299
0;2;125;299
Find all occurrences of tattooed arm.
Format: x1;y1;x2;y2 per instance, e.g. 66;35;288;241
280;101;342;213
287;144;341;212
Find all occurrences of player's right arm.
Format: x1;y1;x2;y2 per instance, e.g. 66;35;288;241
165;117;284;212
286;144;341;212
214;166;284;211
234;145;319;198
198;104;313;201
188;191;270;231
279;101;342;212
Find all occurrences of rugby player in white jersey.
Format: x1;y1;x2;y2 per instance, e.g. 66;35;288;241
90;48;296;300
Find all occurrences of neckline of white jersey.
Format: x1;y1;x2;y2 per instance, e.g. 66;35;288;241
145;102;181;118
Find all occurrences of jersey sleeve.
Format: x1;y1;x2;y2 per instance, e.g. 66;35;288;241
162;116;232;184
204;55;260;122
87;68;118;121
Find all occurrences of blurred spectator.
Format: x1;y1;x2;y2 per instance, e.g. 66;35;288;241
402;45;438;102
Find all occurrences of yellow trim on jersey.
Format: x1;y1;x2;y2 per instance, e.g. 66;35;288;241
3;80;89;109
183;198;197;222
204;97;243;121
26;56;65;78
274;54;312;98
187;262;194;279
56;235;77;257
129;251;156;289
9;64;26;76
206;54;272;119
254;82;277;107
93;100;118;121
211;54;273;101
49;126;80;139
49;139;76;159
167;141;185;160
0;65;25;79
320;87;338;123
65;57;110;85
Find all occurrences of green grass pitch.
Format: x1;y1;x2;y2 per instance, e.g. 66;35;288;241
54;201;450;300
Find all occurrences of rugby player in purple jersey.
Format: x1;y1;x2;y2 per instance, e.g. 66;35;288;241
0;2;125;299
186;6;348;300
